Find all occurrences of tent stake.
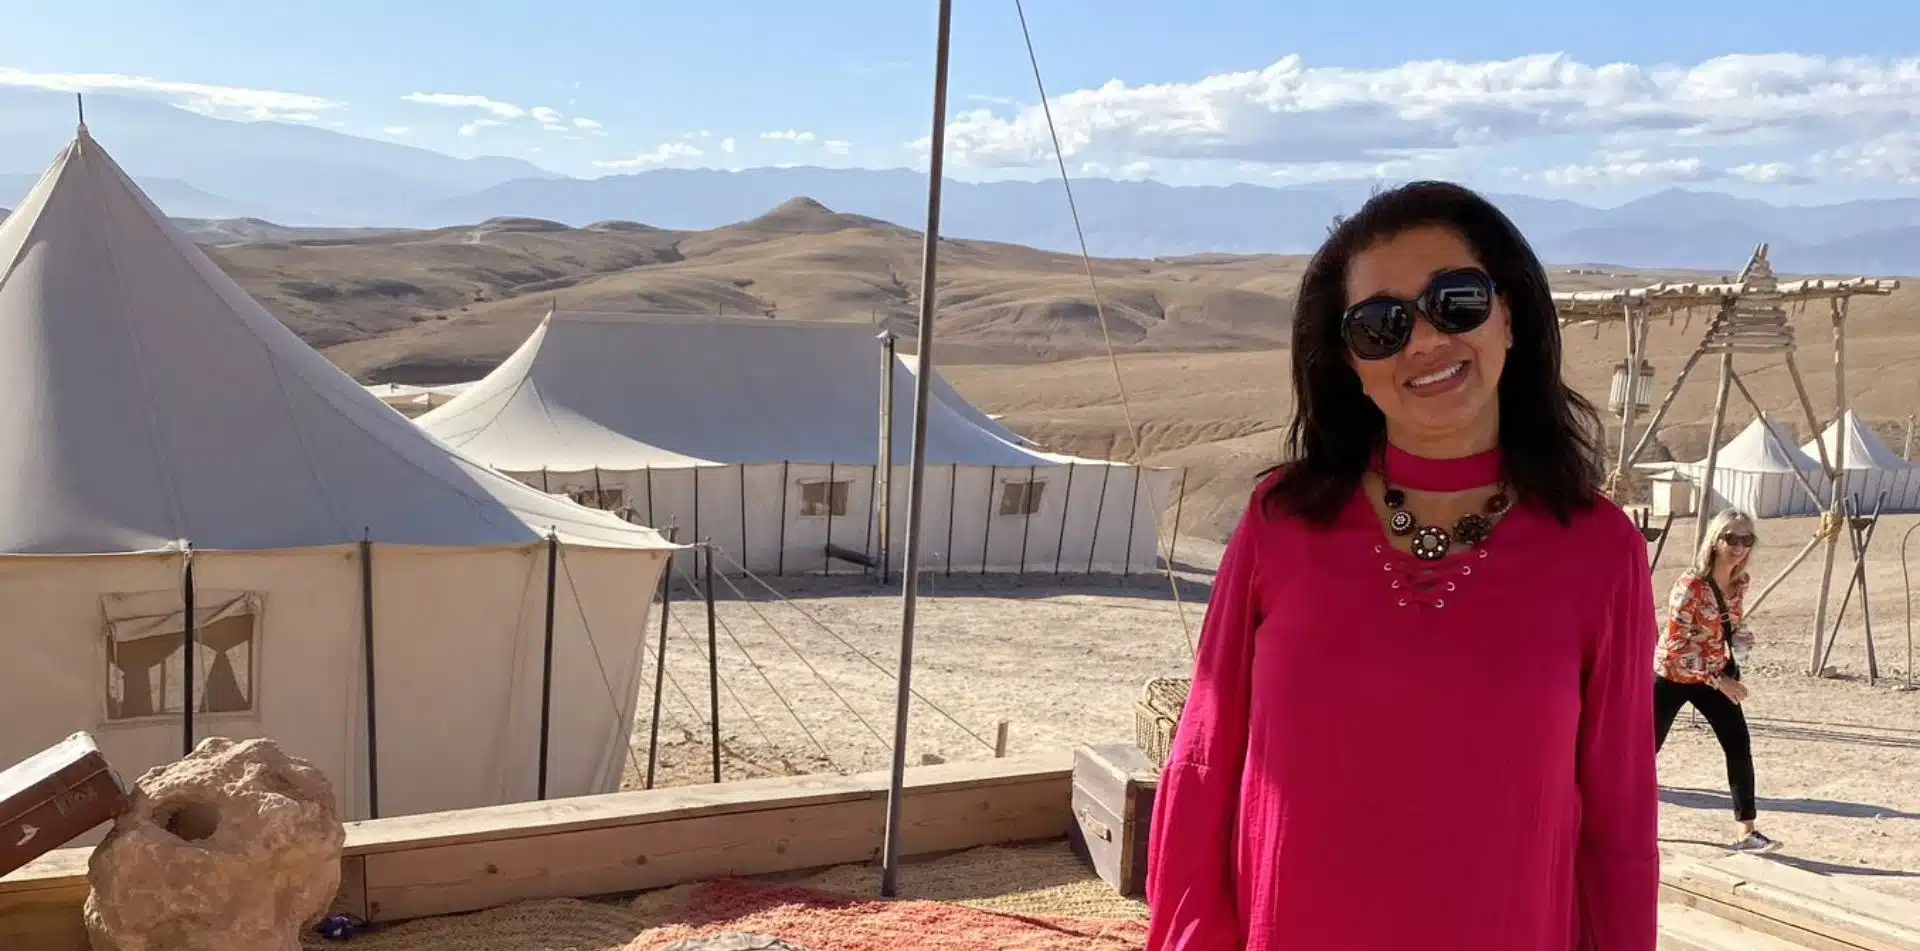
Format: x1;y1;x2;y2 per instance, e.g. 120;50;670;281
537;532;558;800
360;530;381;819
881;0;953;897
646;528;675;790
181;541;197;758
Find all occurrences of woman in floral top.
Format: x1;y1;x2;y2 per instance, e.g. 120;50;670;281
1654;507;1775;852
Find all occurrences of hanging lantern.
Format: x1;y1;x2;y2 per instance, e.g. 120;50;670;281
1608;358;1654;417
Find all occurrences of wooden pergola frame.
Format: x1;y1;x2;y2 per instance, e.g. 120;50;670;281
1554;245;1900;676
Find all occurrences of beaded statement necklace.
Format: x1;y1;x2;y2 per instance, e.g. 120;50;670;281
1378;444;1514;562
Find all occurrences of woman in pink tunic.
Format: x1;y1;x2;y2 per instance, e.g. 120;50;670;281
1145;182;1660;951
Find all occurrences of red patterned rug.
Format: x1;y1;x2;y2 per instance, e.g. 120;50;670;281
622;878;1149;951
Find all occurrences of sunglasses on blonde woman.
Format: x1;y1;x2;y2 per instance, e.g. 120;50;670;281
1340;267;1497;361
1720;533;1756;548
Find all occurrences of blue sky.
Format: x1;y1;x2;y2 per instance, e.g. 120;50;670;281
3;0;1917;205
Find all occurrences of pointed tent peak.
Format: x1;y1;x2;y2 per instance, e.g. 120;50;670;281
0;127;675;554
1701;412;1820;472
1803;410;1916;470
75;93;87;137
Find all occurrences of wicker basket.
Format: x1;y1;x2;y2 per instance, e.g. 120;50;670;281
1133;676;1191;768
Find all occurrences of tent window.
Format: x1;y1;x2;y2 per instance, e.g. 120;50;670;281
569;487;626;510
799;480;850;518
1000;479;1045;516
102;591;260;722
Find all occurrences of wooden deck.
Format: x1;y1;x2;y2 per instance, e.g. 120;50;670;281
4;748;1917;951
0;752;1073;950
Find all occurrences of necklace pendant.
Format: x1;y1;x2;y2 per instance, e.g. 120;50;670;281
1453;513;1493;547
1389;509;1416;536
1410;525;1451;561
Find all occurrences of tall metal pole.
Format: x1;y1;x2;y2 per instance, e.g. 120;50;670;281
878;330;897;585
880;0;953;897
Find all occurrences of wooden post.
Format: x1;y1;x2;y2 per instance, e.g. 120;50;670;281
705;543;721;784
878;331;896;584
180;542;197;758
360;531;380;819
537;532;559;800
1693;352;1735;555
1810;297;1851;676
739;465;750;574
980;464;996;574
1614;302;1647;483
645;528;675;790
1053;461;1077;575
994;721;1010;758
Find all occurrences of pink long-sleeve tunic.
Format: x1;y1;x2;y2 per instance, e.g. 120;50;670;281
1145;448;1659;951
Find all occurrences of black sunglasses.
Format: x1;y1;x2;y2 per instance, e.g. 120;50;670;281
1720;533;1756;548
1340;268;1497;361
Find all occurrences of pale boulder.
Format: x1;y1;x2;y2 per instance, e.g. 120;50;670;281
83;736;345;951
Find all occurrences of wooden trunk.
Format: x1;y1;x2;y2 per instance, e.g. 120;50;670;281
0;733;129;877
1067;742;1159;897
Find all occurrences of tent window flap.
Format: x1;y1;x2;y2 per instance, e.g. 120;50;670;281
999;479;1045;517
798;479;850;518
100;589;262;722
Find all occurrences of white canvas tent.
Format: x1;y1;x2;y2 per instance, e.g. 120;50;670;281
365;380;474;417
1802;411;1920;514
417;311;1179;576
1680;413;1827;519
0;127;679;827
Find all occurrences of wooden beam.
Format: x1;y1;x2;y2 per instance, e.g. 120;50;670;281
1661;851;1920;951
0;754;1072;949
1694;352;1736;554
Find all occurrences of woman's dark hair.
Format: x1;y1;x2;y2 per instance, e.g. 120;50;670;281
1263;180;1603;526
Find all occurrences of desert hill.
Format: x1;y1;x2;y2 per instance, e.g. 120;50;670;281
36;193;1913;543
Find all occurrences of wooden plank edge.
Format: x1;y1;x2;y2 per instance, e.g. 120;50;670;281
1664;861;1917;951
1662;881;1869;951
0;753;1072;948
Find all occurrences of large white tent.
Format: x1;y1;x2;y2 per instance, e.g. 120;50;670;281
417;311;1179;576
1680;413;1827;519
0;127;679;828
1802;411;1920;514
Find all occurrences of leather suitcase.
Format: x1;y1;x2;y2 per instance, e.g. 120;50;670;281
1067;741;1159;897
0;732;130;877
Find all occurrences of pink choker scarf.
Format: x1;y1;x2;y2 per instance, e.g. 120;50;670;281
1380;442;1504;492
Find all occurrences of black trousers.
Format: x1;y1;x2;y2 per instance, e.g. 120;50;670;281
1654;661;1757;822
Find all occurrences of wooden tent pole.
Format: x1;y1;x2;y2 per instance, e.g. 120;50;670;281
1693;352;1735;555
1809;297;1851;675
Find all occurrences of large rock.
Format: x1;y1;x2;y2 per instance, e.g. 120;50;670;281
83;737;345;951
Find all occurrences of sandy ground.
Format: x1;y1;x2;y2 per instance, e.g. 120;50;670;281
623;510;1920;902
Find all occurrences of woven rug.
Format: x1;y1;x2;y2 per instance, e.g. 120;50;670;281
622;878;1148;951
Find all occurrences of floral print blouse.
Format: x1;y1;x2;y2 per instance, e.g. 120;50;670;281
1655;569;1750;684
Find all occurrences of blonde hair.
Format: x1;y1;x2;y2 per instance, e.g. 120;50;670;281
1692;508;1758;579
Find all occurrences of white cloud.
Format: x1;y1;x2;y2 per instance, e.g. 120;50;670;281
1813;132;1920;185
383;125;412;136
593;141;704;169
762;129;816;143
404;92;607;136
933;52;1920;185
721;137;737;154
1532;148;1817;188
403;92;526;119
0;67;340;122
822;139;852;155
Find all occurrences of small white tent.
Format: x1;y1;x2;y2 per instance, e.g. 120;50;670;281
1681;414;1827;519
1802;411;1920;514
0;128;679;825
364;380;474;417
417;312;1179;576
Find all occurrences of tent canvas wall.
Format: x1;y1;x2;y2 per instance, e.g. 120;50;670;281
0;128;678;829
1679;414;1826;520
1802;411;1920;514
417;312;1179;576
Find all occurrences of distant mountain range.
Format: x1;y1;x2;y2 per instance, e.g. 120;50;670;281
3;88;1918;273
